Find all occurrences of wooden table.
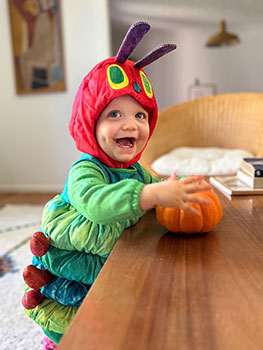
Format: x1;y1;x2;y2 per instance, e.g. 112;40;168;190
58;190;263;350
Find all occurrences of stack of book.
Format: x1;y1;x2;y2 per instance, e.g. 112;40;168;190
209;158;263;196
237;158;263;188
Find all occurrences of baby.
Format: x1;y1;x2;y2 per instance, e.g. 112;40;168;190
22;22;211;349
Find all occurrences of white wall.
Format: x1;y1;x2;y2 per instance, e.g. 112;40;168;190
2;1;263;192
111;20;263;110
0;0;111;192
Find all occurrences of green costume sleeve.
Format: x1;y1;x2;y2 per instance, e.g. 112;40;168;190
67;161;148;225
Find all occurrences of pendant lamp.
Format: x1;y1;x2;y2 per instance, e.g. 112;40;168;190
206;20;240;47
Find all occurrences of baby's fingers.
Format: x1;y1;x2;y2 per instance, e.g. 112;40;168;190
180;175;204;184
187;194;210;206
185;181;212;194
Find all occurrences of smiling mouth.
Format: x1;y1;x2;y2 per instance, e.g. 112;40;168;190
115;137;135;149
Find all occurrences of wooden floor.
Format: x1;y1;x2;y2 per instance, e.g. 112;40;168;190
0;193;57;208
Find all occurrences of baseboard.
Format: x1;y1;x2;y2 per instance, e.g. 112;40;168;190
0;184;64;193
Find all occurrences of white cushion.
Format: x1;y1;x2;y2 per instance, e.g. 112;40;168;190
151;147;253;176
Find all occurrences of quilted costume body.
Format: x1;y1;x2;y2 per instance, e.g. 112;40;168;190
23;155;159;342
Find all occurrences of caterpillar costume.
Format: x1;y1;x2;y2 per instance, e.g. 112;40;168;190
22;21;176;345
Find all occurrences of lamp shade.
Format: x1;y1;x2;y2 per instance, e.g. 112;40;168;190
206;20;240;47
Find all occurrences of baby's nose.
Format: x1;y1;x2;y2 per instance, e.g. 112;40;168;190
121;116;137;130
122;123;137;131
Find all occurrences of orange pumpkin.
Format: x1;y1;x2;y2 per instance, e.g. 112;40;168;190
156;190;223;233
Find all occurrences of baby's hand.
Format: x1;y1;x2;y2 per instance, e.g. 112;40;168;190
157;175;212;215
140;175;212;215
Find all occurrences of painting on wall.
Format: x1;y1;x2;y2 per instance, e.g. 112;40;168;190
8;0;66;94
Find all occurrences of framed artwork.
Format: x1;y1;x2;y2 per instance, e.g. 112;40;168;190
188;79;216;100
8;0;66;94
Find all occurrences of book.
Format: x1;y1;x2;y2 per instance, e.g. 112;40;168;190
237;168;263;188
209;175;263;196
241;158;263;177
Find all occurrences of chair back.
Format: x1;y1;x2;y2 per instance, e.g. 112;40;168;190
140;93;263;176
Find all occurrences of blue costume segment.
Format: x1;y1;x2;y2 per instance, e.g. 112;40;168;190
32;257;91;306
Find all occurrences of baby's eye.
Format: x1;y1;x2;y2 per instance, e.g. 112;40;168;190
135;112;147;119
109;111;121;118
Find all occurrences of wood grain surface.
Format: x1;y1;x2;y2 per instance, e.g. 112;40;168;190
58;190;263;350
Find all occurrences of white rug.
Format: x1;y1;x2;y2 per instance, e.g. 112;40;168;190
0;205;45;350
0;205;43;256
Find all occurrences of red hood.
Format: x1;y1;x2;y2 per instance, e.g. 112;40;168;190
69;57;158;168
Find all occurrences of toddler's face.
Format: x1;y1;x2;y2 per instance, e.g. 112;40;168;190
95;95;150;163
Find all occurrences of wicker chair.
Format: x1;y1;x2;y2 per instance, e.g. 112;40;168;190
140;92;263;177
